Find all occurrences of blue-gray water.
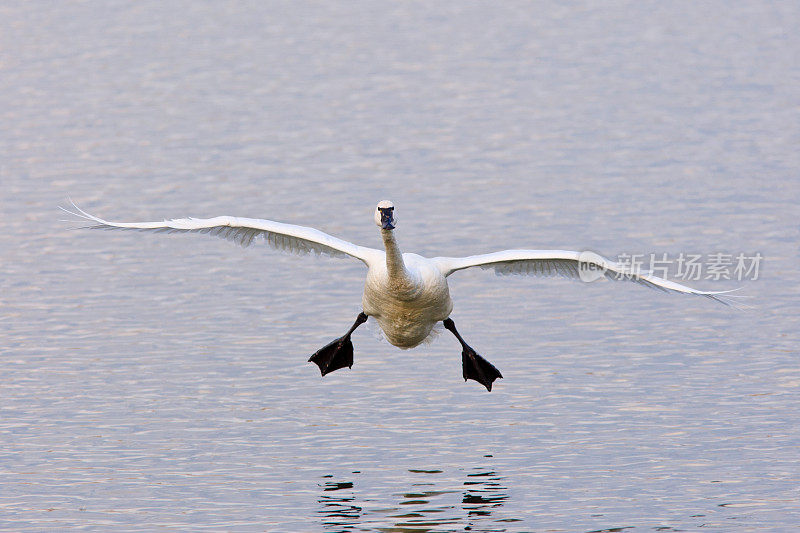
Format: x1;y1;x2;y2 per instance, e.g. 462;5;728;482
1;1;799;531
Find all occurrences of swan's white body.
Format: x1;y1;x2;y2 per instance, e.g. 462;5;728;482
363;241;453;348
61;201;737;351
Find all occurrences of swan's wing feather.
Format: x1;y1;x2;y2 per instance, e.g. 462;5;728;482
60;203;380;265
433;249;743;307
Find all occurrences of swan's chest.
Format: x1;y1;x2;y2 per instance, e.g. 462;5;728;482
361;256;453;348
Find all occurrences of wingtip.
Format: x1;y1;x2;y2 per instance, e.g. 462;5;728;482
58;198;107;224
702;290;751;311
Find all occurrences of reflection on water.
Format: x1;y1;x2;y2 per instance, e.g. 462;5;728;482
463;470;509;516
318;463;515;532
319;476;362;525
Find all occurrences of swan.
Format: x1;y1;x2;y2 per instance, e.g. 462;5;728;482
61;200;738;391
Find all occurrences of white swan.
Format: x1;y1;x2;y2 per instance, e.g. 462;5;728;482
61;200;737;391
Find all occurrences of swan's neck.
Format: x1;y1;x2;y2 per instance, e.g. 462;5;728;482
381;229;411;283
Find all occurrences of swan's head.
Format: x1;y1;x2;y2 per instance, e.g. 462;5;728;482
374;200;396;230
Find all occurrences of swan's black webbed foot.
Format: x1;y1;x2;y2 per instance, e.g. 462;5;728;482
309;336;354;376
309;312;368;376
460;346;503;392
443;318;503;391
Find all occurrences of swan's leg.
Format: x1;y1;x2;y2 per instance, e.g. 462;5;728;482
443;318;503;392
308;312;368;376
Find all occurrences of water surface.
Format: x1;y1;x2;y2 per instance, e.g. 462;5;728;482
1;1;799;531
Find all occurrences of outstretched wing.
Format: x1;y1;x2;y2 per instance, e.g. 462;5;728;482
433;249;742;306
61;202;381;266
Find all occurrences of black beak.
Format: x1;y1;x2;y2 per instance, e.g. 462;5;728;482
379;207;395;230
